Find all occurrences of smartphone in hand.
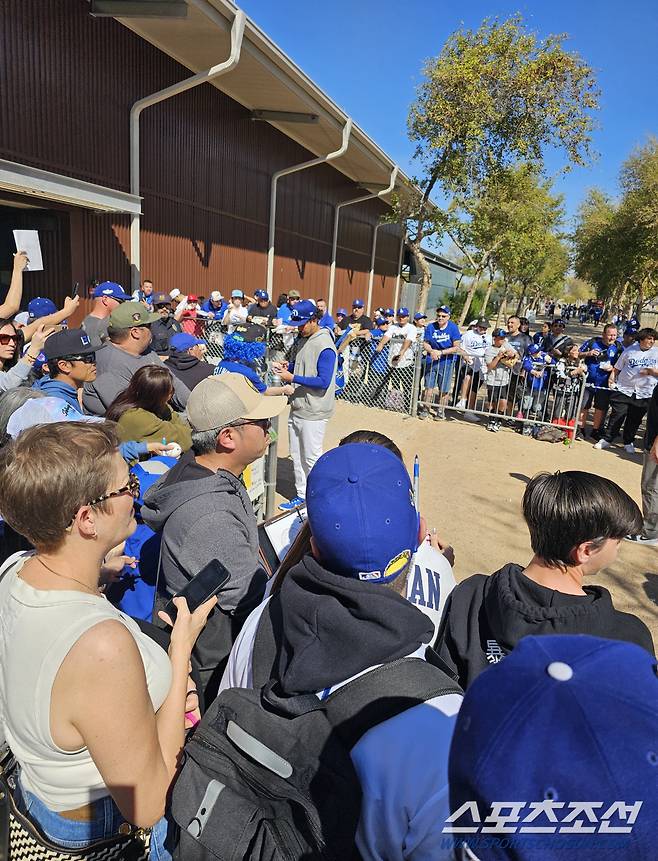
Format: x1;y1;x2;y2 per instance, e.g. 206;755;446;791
165;559;231;622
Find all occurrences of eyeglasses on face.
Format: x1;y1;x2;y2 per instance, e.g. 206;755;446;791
0;333;19;346
68;474;140;526
437;313;449;319
228;418;272;433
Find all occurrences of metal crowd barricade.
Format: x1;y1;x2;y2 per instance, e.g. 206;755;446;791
417;353;589;437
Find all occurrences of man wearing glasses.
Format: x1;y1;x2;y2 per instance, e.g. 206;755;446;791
142;373;287;699
34;328;103;411
419;305;462;420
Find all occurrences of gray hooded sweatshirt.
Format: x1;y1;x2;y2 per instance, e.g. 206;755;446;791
141;451;267;690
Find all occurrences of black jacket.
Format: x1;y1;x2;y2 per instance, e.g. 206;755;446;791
436;563;655;690
165;351;214;390
252;555;436;694
151;316;182;354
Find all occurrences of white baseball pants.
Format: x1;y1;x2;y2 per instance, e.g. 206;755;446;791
288;413;328;499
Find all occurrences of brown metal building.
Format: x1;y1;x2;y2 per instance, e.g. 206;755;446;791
0;0;409;321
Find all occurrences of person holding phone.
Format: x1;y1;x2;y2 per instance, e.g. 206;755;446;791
142;373;288;699
0;422;216;857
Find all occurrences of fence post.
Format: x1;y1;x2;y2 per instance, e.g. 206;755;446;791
572;380;589;439
410;347;423;417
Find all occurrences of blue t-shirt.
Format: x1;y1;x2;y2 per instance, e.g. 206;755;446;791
579;338;623;388
423;321;461;366
277;304;295;325
214;360;267;393
201;298;227;320
369;329;390;375
319;312;335;331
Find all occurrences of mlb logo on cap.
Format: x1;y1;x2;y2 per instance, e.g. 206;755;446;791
352;299;364;308
288;300;317;327
254;290;269;301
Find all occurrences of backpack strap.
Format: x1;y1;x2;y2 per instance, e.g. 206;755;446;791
322;652;462;750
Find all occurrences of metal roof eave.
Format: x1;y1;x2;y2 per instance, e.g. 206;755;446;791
115;0;416;203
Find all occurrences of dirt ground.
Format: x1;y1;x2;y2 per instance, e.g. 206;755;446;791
274;320;658;646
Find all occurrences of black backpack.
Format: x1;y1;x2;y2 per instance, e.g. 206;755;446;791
171;652;461;860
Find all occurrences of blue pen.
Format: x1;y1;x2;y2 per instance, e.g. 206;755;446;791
413;455;420;511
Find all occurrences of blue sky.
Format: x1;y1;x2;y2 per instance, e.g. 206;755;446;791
239;0;657;229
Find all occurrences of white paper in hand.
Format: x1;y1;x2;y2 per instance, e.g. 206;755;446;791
12;230;43;271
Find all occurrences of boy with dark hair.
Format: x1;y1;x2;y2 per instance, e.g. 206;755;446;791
436;470;654;689
35;328;102;410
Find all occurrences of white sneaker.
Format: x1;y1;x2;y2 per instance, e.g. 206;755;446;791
456;399;467;410
593;439;610;450
624;534;658;545
624;443;636;454
464;411;480;422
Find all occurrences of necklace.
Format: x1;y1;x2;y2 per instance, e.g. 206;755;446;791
34;557;101;596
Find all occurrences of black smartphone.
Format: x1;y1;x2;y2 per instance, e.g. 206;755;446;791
72;281;79;298
164;559;231;622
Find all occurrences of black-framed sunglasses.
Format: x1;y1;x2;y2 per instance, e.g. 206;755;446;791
0;333;19;346
62;353;96;364
68;474;140;526
228;418;272;433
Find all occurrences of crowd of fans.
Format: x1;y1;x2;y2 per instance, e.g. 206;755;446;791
0;253;655;861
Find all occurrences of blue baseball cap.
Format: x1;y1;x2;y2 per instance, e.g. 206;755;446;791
288;299;318;327
336;308;348;317
492;327;507;338
170;332;205;352
254;290;269;301
93;281;131;302
449;635;658;858
527;343;541;355
414;312;427;321
437;305;451;315
352;298;364;308
397;307;410;318
6;397;103;438
385;307;395;317
306;443;419;583
27;297;57;320
375;317;388;327
624;324;639;335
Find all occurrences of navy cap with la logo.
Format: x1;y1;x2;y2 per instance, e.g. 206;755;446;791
43;328;105;361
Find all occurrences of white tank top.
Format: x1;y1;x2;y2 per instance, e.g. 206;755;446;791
0;552;172;811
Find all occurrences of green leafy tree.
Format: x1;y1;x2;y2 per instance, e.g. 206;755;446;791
397;14;599;308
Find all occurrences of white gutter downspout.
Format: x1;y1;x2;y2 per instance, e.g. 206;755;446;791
365;165;399;315
129;8;246;292
393;229;406;311
265;118;352;296
327;164;397;314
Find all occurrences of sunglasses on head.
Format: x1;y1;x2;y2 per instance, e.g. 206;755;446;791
0;333;19;346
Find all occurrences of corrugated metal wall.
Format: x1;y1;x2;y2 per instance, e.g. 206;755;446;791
0;0;402;311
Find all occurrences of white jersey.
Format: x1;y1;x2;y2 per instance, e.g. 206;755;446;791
384;322;417;368
614;344;658;398
460;330;491;373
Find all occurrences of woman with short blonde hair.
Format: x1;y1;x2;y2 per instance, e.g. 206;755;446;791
0;421;214;857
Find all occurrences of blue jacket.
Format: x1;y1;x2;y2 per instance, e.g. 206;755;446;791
32;376;81;411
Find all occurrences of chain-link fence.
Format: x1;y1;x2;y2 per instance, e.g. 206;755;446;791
336;334;421;415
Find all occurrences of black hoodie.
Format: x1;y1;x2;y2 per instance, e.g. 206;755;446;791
252;555;436;695
436;563;655;690
165;350;214;390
